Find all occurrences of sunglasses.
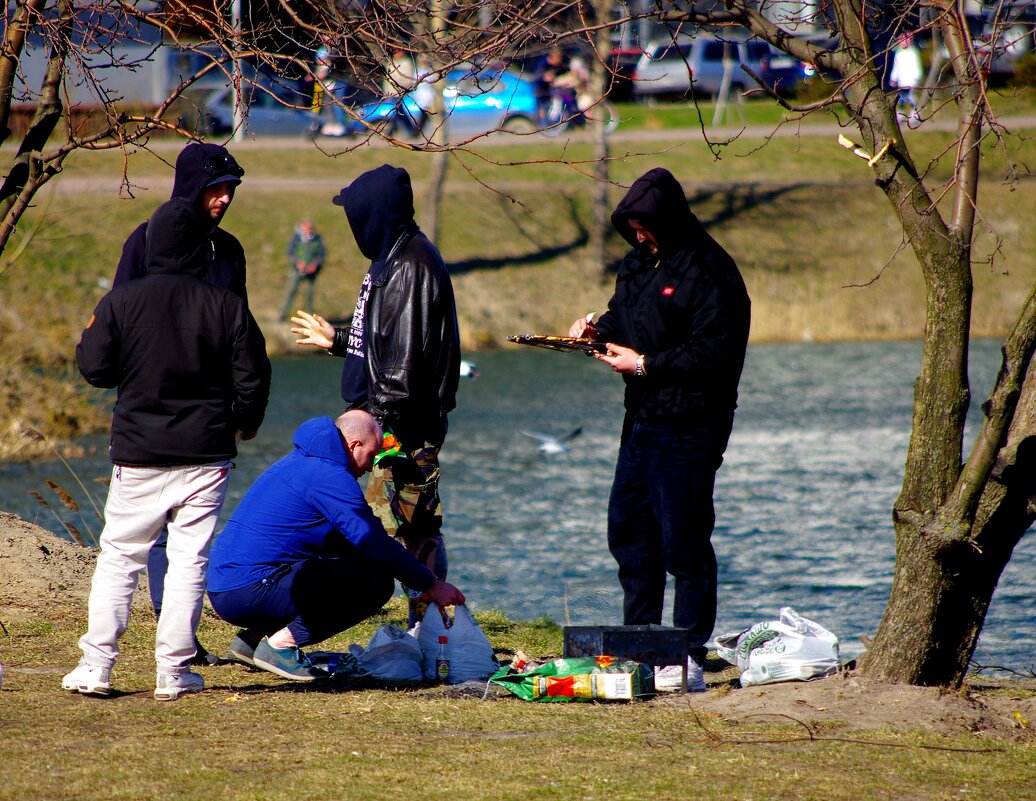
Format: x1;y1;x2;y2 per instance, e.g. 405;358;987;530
204;153;245;178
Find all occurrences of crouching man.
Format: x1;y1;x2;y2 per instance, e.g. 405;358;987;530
206;410;465;681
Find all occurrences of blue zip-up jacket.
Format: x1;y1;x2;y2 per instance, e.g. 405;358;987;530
207;417;436;593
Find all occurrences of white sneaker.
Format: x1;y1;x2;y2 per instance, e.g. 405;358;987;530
654;656;706;693
154;670;204;701
62;661;112;697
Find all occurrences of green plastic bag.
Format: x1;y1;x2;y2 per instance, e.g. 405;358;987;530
490;655;653;702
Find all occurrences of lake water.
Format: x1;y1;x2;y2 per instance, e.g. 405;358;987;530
3;339;1033;674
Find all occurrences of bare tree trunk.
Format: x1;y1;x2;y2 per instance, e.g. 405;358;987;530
422;0;448;240
589;0;611;278
846;4;1033;687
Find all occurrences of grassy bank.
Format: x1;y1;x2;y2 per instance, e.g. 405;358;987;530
1;529;1034;801
1;102;1034;457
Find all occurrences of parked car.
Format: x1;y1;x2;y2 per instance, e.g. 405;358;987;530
336;65;539;139
200;77;321;136
631;34;808;100
606;46;645;101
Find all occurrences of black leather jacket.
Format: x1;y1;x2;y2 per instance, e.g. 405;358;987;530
331;227;460;448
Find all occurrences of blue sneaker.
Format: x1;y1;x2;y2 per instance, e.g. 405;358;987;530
252;639;326;682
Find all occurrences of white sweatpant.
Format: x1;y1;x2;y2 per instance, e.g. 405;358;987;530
78;462;231;675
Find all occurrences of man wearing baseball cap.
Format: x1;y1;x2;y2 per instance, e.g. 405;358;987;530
110;141;249;665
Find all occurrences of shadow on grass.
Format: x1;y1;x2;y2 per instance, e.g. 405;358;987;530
446;190;589;275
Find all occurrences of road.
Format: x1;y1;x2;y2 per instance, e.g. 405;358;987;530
33;112;1036;196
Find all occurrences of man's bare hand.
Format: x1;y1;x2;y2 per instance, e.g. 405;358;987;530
597;343;639;374
426;579;466;608
290;310;335;350
568;312;597;339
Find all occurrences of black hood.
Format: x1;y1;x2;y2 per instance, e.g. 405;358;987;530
171;142;244;208
332;164;417;261
611;167;703;256
144;198;210;278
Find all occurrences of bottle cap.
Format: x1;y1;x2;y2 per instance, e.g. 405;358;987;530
438;635;448;644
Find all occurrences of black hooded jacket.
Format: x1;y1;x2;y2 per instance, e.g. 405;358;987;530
113;143;247;302
595;167;751;425
77;198;271;466
329;165;460;448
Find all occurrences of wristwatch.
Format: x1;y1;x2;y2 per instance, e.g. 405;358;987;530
634;354;646;376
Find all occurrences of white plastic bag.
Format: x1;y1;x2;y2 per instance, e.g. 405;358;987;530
412;602;499;683
446;604;500;683
715;607;840;687
356;623;424;682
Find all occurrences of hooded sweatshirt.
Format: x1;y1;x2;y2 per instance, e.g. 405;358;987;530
206;416;437;593
77;198;270;466
336;165;418;407
332;165;460;447
595;167;751;423
113;143;248;302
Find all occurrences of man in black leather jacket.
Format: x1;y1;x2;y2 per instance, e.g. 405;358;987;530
569;167;751;692
291;165;460;625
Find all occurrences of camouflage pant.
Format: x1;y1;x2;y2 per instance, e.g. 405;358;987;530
365;442;447;624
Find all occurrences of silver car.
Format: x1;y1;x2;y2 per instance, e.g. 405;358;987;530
201;83;321;137
632;34;804;100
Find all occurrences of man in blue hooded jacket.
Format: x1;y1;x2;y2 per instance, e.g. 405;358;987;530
569;167;751;693
290;165;461;627
113;142;248;664
207;410;466;681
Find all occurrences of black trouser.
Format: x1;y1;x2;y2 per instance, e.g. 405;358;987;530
208;540;394;648
607;417;731;662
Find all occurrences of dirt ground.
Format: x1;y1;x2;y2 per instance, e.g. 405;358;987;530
2;512;1034;742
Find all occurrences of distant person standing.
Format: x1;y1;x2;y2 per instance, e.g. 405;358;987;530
889;34;924;122
112;141;249;667
290;165;461;627
280;219;326;320
65;198;270;701
568;167;750;693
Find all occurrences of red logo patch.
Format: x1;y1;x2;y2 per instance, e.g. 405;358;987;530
662;286;675;296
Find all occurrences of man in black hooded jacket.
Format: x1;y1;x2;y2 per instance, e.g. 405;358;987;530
569;167;751;692
112;142;248;660
113;142;247;300
65;197;270;701
290;164;460;626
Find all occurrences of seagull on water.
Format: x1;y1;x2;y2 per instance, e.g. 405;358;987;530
520;426;583;455
459;359;479;378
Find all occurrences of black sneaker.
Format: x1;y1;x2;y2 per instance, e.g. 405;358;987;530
252;639;326;682
191;639;223;667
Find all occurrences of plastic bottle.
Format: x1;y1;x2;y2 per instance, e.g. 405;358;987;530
435;635;450;683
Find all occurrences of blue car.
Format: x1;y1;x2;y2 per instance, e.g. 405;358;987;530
336;65;539;139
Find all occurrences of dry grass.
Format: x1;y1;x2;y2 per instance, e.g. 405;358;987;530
1;596;1034;801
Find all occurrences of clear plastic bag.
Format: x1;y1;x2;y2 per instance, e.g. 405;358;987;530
715;607;840;687
356;623;424;682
